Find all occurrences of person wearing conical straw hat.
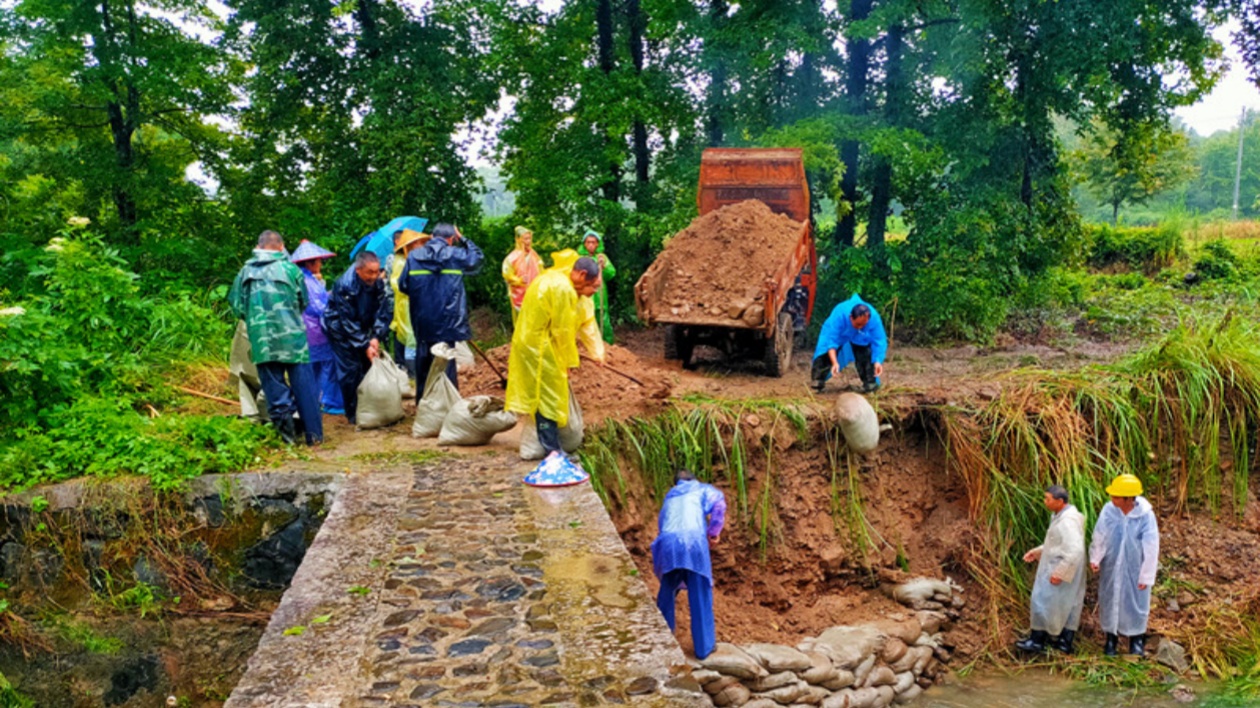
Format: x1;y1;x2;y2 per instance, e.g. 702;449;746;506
291;239;342;417
502;226;541;327
1014;485;1086;656
1090;473;1160;657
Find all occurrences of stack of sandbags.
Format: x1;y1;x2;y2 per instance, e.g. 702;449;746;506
692;602;959;707
413;343;515;445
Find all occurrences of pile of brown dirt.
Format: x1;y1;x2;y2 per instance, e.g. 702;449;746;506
637;200;804;325
460;343;676;422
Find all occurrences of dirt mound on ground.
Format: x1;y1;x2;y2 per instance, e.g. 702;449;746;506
461;344;675;423
637;200;804;324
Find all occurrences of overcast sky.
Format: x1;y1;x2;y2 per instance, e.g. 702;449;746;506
1174;23;1260;137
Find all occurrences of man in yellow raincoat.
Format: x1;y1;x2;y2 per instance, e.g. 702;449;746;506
502;226;541;326
505;249;603;459
389;229;428;376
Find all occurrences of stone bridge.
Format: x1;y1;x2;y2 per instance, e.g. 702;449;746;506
225;453;705;707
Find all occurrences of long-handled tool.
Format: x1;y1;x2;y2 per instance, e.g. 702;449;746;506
468;340;508;387
581;354;646;387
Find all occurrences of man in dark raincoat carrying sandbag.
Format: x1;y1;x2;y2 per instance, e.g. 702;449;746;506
400;223;484;395
1015;485;1087;655
1090;473;1161;657
323;252;393;425
651;469;727;660
812;294;887;394
229;230;323;445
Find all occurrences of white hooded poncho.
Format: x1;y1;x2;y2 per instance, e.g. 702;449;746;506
1089;496;1160;636
1029;503;1087;634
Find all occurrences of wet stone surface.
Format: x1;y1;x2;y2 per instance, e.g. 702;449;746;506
346;458;702;707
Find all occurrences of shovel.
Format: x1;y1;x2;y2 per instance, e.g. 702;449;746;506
469;340;508;388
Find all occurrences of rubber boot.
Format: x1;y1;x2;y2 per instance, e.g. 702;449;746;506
1103;633;1119;657
275;417;297;445
1014;630;1050;654
1129;634;1146;657
1054;630;1076;655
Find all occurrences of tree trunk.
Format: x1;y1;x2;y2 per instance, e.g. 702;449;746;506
628;0;650;197
596;0;620;203
835;0;874;248
867;23;904;249
1112;201;1120;225
97;0;139;233
705;0;728;147
355;0;381;61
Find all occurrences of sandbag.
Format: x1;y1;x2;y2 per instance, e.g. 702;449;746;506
519;389;585;460
835;392;879;453
356;357;406;429
438;396;517;446
452;341;475;373
413;343;461;438
377;355;411;397
227;321;265;420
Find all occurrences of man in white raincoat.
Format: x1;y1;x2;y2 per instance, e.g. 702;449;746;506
1015;485;1086;655
1090;473;1160;657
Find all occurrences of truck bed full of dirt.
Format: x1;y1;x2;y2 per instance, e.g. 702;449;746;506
638;199;804;323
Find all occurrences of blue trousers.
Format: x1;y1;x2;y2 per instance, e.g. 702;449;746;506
536;412;562;456
256;362;323;444
656;568;716;659
311;359;343;411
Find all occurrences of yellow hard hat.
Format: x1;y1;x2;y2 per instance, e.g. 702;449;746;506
1105;473;1143;497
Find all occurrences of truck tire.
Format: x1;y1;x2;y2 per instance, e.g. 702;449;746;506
764;313;794;377
664;325;695;368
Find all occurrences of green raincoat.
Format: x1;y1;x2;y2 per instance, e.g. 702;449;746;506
229;249;310;365
579;230;616;344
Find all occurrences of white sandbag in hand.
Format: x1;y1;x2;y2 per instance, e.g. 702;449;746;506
452;342;476;373
356;357;406;429
438;396;517;446
412;343;461;438
519;389;585;460
376;355;411;397
834;392;879;453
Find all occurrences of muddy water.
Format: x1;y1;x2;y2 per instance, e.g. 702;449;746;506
927;670;1221;707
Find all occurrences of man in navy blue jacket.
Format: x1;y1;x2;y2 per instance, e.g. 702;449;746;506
323;252;393;424
400;223;484;397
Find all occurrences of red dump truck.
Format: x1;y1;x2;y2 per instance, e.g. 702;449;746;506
634;148;817;377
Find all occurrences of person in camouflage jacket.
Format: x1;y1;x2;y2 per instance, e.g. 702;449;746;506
229;231;323;445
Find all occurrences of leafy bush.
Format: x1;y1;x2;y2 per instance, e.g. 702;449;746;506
1193;239;1239;280
0;229;268;491
1087;223;1184;272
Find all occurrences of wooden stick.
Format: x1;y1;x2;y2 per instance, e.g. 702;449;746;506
581;355;646;387
175;385;238;406
468;340;508;385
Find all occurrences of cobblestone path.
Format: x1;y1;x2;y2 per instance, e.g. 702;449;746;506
228;454;703;708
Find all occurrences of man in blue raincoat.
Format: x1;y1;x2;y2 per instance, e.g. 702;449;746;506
323;252;394;425
812;294;887;394
1015;485;1086;655
651;469;727;659
400;223;484;397
1090;473;1160;657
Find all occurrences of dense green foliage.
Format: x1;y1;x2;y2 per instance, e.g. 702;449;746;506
0;229;269;490
3;0;1252;341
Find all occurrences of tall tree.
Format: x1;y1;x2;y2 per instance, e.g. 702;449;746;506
1073;121;1197;224
2;0;236;242
836;0;874;248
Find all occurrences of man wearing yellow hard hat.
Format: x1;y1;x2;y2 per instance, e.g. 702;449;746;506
1089;473;1161;657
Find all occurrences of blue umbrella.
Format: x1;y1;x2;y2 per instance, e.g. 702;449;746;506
350;216;429;263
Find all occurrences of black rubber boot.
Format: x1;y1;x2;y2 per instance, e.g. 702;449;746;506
1104;633;1119;657
1054;630;1076;655
1014;630;1050;654
1129;634;1146;657
275;417;297;445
